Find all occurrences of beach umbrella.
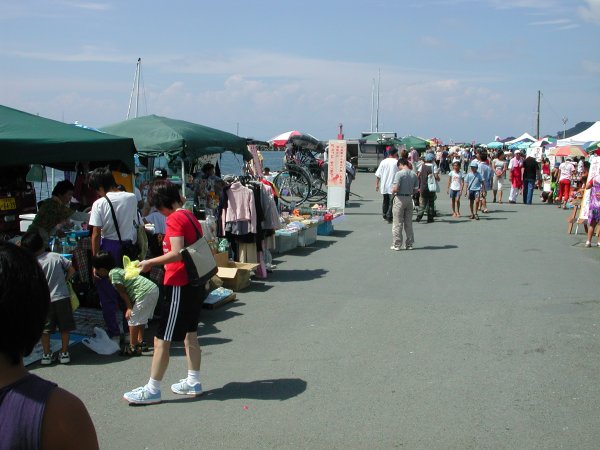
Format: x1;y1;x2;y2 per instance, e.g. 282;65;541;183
269;130;321;149
547;145;587;158
585;141;600;155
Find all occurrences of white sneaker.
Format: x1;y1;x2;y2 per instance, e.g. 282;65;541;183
59;352;70;364
171;379;203;397
390;245;401;251
123;386;162;405
405;245;413;250
585;241;591;247
41;353;55;365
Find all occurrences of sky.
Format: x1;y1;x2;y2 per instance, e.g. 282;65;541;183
1;0;599;144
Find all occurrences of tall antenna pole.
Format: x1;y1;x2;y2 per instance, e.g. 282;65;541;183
536;90;541;139
375;68;381;133
370;79;375;132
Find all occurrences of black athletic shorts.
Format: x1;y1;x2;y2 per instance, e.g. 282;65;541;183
157;284;208;342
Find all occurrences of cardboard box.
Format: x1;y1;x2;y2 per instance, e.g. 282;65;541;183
297;226;317;247
217;262;259;291
214;252;229;267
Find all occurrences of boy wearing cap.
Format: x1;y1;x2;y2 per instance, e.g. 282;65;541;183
464;161;485;220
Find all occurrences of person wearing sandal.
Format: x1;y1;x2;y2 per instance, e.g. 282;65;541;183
584;172;600;247
465;160;485;220
91;251;159;357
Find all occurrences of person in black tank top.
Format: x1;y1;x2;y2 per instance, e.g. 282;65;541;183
0;241;98;450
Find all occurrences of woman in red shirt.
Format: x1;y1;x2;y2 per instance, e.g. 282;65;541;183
123;181;208;405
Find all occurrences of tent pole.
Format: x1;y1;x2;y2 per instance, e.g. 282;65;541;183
181;158;186;200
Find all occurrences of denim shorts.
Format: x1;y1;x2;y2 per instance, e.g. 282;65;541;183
468;190;481;201
449;189;460;199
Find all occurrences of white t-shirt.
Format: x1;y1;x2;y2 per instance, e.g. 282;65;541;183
448;170;464;191
89;191;138;242
559;161;575;181
134;187;142;203
375;158;399;194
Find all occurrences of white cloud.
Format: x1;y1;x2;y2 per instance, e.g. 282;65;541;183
582;59;600;73
529;19;572;26
578;0;600;25
55;1;111;11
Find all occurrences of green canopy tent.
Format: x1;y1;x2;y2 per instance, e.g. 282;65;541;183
0;104;136;171
400;135;429;152
101;115;251;196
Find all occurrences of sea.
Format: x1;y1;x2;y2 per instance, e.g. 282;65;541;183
33;151;286;201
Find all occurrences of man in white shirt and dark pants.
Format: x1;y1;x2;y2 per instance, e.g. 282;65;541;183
375;148;399;223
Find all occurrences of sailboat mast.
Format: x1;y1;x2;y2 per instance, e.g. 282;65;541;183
375;68;380;133
536;90;541;139
135;58;141;118
126;58;141;120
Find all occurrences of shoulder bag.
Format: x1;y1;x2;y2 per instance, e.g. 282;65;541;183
179;210;218;287
427;165;440;193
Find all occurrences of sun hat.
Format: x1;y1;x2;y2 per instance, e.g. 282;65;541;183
470;160;479;168
514;150;521;154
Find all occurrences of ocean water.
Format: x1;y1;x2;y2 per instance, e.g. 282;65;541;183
217;150;285;175
32;151;287;201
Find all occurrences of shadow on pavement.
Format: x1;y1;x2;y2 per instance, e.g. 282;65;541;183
157;378;308;404
268;268;328;282
203;378;308;401
415;245;458;250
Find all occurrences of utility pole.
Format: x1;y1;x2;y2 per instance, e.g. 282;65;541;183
536;90;541;139
562;117;568;139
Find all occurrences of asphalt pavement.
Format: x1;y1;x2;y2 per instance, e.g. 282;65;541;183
31;171;600;449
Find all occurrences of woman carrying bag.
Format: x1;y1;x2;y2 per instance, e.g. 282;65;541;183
123;180;210;405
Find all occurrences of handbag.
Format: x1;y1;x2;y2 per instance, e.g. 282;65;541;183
179;211;218;287
105;195;140;261
426;165;440;193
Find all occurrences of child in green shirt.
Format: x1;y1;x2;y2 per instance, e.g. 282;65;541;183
91;251;159;356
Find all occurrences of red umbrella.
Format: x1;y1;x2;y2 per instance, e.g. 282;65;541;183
268;130;321;149
548;145;587;158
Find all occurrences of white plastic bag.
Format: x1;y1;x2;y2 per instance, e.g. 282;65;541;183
81;327;120;355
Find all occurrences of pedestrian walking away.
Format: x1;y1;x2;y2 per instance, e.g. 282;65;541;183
416;153;440;223
390;158;419;250
375;148;399;223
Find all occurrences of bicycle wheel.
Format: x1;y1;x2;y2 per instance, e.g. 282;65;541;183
273;167;311;207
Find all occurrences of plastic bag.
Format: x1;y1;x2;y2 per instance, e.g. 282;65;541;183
123;255;141;280
81;327;120;355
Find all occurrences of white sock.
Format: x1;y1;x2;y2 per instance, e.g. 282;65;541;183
146;378;161;394
187;370;200;386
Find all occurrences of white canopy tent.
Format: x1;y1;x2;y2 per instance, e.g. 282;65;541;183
505;133;537;145
557;121;600;146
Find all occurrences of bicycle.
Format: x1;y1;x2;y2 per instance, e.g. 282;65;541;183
272;146;328;207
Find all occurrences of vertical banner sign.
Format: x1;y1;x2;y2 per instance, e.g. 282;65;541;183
578;155;599;222
327;140;347;211
247;145;263;177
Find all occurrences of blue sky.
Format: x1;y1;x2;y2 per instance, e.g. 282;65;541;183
1;0;599;144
